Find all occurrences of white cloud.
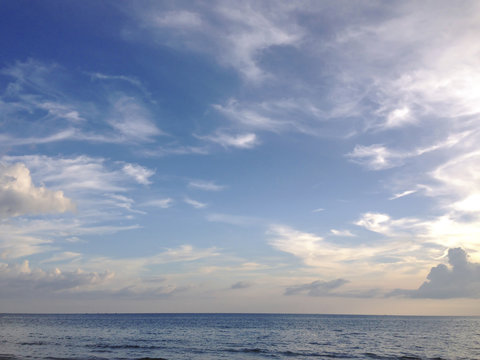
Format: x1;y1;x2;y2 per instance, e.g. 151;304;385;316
2;155;143;193
347;144;397;170
268;225;361;270
348;132;469;171
212;99;283;132
107;96;163;142
268;223;434;281
354;212;421;237
184;197;207;209
384;106;413;128
0;163;75;218
389;189;417;200
138;2;303;81
122;163;155;185
330;229;355;237
151;10;203;29
197;131;258;149
0;60;164;149
188;180;226;191
142;198;173;209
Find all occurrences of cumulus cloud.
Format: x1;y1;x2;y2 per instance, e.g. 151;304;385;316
0;163;75;218
391;248;480;299
285;279;349;296
0;260;114;297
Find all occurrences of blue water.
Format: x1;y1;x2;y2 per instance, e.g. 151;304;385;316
0;314;479;360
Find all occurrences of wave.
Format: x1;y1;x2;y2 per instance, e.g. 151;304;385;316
86;343;165;350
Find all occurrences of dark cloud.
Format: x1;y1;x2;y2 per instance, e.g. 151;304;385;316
231;281;252;290
390;248;480;299
285;278;349;296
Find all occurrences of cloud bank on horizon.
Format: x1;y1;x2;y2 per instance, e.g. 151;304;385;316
0;0;479;314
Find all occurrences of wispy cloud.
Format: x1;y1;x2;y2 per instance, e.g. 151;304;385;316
106;95;163;143
285;279;349;296
135;2;303;82
0;60;164;149
142;198;174;209
347;131;471;170
184;197;207;209
389;189;417;200
196;131;259;149
188;180;226;192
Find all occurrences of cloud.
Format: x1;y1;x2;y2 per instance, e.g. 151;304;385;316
188;180;226;191
347;144;398;170
391;248;480;299
136;2;303;81
383;106;413;129
197;131;259;149
206;213;260;226
106;96;163;143
389;189;417;200
0;260;114;297
151;10;203;29
0;163;75;218
184;197;207;209
354;212;421;237
330;229;355;237
122;163;155;185
348;132;471;171
267;223;435;280
210;98;325;136
231;281;252;290
2;155;143;193
0;60;164;148
285;279;349;296
268;225;366;271
142;198;173;209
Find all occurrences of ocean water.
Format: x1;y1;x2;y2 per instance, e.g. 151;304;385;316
0;314;479;360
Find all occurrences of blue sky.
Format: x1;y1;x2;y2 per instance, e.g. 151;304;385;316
1;0;480;314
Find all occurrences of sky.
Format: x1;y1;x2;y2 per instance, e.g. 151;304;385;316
1;0;480;315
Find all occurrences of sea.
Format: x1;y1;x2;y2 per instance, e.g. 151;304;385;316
0;314;479;360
